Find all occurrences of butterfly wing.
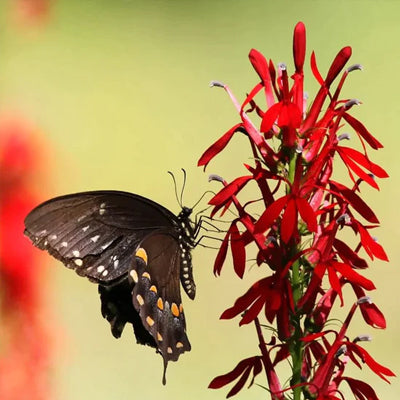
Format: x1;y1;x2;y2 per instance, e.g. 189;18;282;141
129;232;191;383
98;279;156;346
24;191;177;283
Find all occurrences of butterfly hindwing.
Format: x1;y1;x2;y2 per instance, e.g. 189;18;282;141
98;279;156;346
129;232;191;380
24;191;177;283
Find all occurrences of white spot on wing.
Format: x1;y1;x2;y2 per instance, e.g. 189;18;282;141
113;259;119;268
74;259;83;266
91;235;100;243
97;265;105;273
61;242;68;247
49;234;57;240
72;250;80;257
101;241;113;250
102;270;109;277
82;226;89;232
99;209;106;215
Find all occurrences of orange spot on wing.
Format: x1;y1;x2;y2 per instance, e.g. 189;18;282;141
135;247;148;264
171;303;179;317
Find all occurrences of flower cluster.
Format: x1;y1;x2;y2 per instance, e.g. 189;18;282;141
199;22;394;399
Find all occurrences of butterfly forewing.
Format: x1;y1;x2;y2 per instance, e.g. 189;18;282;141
24;191;177;283
130;232;191;368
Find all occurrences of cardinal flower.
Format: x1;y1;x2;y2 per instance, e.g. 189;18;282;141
200;22;392;399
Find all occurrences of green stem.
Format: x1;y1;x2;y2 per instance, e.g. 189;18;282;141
287;149;304;400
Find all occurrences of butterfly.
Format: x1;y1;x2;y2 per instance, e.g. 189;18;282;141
24;190;198;384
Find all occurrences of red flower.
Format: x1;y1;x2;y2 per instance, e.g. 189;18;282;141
0;116;54;400
200;22;391;399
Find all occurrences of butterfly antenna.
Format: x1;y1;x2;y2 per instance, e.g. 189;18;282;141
191;190;216;210
180;168;187;207
168;171;182;208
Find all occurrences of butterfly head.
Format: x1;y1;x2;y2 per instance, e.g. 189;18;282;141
179;206;192;219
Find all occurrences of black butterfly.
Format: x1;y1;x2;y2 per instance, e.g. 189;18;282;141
24;190;198;384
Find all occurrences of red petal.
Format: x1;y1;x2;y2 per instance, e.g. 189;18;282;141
348;344;395;383
209;175;252;207
198;123;243;168
328;266;343;305
342;377;379;400
249;49;270;84
293;22;306;73
343;112;383;150
220;278;270;320
260;102;282;133
310;51;324;86
360;302;386;329
333;261;375;290
254;195;289;234
331;180;379;223
208;357;255;389
337;148;379;189
339;146;388;178
213;230;230;276
278;103;302;129
333;239;368;269
226;365;252;398
296;197;317;232
230;223;246;278
239;295;266;325
357;223;389;261
281;198;297;243
325;46;352;86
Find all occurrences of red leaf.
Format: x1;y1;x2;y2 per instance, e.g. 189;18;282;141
343;112;383;150
230;223;246;278
198;123;243;168
209;175;252;207
254;195;289;234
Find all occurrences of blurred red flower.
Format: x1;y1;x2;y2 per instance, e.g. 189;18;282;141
0;116;54;400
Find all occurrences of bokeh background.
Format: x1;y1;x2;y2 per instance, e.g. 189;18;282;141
0;0;398;399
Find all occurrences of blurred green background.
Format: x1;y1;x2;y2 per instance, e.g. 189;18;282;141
0;0;399;399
